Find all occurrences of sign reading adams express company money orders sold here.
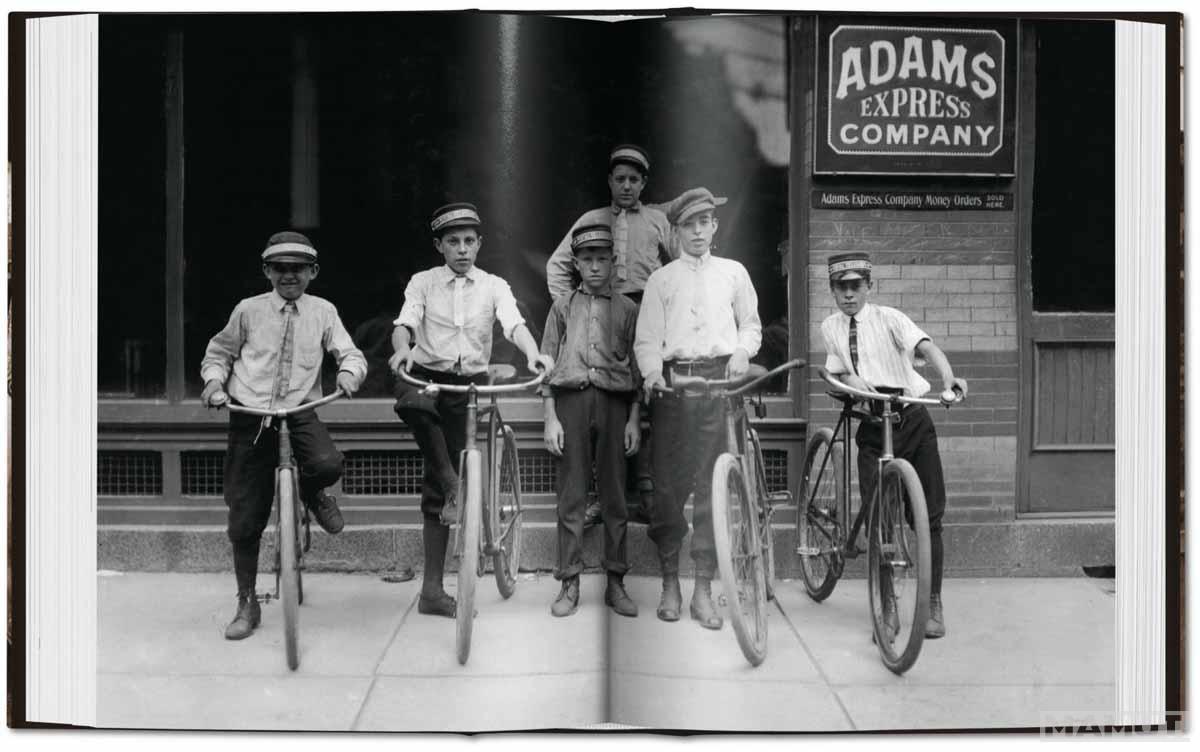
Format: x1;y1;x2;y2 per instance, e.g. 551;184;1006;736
814;19;1017;176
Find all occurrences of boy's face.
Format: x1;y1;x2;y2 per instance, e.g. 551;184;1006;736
263;261;318;300
678;211;717;257
573;247;614;291
434;228;481;275
830;276;872;317
608;164;646;209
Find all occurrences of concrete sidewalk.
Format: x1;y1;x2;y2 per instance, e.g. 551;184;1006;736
97;571;1115;732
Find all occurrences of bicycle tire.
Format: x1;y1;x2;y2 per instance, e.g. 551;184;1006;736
711;453;768;667
277;468;301;671
491;424;522;599
746;428;776;599
455;450;482;665
867;459;931;675
796;427;845;602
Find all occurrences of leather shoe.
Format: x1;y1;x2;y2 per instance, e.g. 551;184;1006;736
224;590;261;640
656;574;682;622
551;575;580;617
689;577;724;630
438;477;460;527
926;593;946;639
418;591;457;618
872;595;900;645
604;574;637;618
307;489;345;534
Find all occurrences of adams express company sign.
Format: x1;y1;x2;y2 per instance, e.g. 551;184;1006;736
815;21;1017;175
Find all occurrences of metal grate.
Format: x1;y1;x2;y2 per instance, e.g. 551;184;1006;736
517;450;558;494
762;449;789;493
98;451;163;496
181;451;225;496
342;450;425;495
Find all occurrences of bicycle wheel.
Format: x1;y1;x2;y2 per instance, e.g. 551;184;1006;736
455;450;482;665
711;453;769;667
490;423;523;598
276;467;301;671
796;427;845;602
746;428;776;599
867;459;931;675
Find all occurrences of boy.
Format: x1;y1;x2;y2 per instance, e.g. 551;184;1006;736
200;231;366;641
541;223;641;618
388;203;553;618
635;188;762;630
819;252;968;640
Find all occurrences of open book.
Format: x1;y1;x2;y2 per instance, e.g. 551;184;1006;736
11;9;1181;733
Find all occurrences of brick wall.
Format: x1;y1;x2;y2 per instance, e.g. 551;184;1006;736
805;210;1020;522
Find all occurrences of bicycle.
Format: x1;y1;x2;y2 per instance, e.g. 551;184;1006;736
398;364;546;665
212;388;344;671
795;367;962;675
653;358;807;667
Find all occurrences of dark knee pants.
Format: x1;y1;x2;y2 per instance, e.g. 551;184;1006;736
224;407;344;546
649;365;728;579
393;364;488;523
855;405;947;590
554;387;631;579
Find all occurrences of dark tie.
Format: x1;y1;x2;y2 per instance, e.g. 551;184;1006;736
848;315;860;375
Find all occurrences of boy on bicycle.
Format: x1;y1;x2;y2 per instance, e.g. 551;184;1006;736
635;188;762;630
389;203;553;618
200;231;366;641
541;223;641;618
820;252;968;640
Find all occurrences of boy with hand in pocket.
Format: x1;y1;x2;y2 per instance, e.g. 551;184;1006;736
541;223;641;618
200;231;366;641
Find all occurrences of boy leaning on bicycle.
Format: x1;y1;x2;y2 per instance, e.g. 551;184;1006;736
200;231;367;641
820;252;968;640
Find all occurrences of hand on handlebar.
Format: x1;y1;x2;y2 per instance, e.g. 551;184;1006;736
201;379;227;409
725;349;750;379
388;347;415;377
335;371;357;399
940;378;968;406
642;373;669;406
529;353;555;375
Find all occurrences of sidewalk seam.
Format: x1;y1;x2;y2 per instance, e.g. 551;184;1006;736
351;588;419;730
773;596;858;730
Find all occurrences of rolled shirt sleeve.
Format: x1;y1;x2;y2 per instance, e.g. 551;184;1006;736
200;304;245;385
885;307;932;368
493;278;526;341
325;308;368;389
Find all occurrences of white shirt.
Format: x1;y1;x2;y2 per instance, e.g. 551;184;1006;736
395;265;526;375
634;251;762;380
821;303;931;397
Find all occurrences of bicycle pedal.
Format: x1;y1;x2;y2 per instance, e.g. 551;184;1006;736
795;546;824;556
767;491;792;505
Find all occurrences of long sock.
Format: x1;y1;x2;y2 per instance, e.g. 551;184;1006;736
931;531;944;596
233;540;260;594
422;520;450;598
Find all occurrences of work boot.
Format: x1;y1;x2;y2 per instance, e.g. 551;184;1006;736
306;489;345;534
551;575;581;617
438;476;460;527
224;589;261;640
419;519;456;618
689;577;723;630
604;573;638;618
656;573;682;622
872;595;900;645
926;593;946;639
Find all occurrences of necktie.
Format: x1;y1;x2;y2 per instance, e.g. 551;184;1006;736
848;315;860;375
452;275;466;373
272;301;298;403
614;210;629;282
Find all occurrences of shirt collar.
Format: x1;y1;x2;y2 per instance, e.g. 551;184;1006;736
440;264;481;283
841;302;875;322
270;290;302;312
611;201;642;214
575;284;613;299
679;251;711;270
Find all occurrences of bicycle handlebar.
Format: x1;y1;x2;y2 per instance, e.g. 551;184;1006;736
652;358;808;397
398;366;547;395
214;388;345;418
817;367;963;407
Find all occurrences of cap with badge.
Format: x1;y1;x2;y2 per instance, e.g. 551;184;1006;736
666;187;728;226
430;202;482;234
570;223;614;253
609;144;651;174
827;252;872;281
262;231;318;264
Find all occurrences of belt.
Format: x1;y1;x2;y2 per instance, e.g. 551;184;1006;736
665;356;730;377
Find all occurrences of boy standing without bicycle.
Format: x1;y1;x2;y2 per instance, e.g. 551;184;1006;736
541;224;641;619
200;231;366;641
820;252;968;640
389;203;554;619
635;188;762;631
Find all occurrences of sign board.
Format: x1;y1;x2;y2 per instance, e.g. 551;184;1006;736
812;190;1013;211
815;19;1017;175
